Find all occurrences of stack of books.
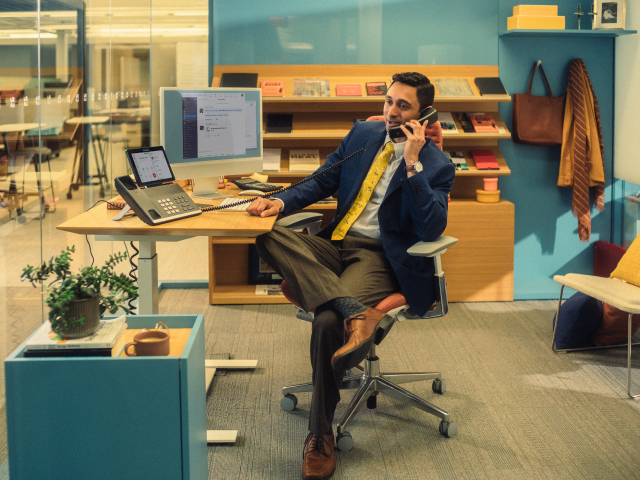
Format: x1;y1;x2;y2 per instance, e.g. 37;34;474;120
508;5;565;30
23;315;128;357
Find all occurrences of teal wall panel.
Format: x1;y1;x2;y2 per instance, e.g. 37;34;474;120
213;0;498;66
211;0;624;300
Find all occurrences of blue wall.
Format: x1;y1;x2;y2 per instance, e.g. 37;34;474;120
212;0;621;300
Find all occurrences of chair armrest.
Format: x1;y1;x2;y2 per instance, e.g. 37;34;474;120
275;212;323;230
407;236;458;257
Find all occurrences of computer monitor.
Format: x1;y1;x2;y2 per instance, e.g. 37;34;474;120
159;87;263;197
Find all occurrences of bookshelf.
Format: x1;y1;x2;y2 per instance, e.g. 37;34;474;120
209;65;514;303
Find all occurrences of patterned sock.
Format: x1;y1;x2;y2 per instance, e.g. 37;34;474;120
329;297;368;319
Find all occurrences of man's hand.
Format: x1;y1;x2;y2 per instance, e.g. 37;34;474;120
246;197;283;218
400;119;427;165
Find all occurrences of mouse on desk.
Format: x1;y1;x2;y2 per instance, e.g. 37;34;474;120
237;190;266;196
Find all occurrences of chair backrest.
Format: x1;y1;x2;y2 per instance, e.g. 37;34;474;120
365;114;443;151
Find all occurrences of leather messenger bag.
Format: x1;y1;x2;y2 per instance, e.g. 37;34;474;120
512;62;565;146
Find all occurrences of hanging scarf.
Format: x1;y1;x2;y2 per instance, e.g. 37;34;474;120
558;58;605;242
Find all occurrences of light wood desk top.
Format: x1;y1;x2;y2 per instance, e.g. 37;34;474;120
56;197;277;238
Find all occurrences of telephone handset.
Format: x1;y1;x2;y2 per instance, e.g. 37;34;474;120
388;107;438;140
114;146;202;225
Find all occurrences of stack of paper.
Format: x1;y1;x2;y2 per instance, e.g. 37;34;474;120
289;149;320;172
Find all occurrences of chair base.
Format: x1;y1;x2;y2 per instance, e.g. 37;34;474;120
281;344;455;444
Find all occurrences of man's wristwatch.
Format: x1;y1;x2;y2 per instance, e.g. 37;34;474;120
404;161;423;173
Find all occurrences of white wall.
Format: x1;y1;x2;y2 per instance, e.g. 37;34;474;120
614;6;640;185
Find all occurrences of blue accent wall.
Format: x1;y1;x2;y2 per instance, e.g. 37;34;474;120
212;0;622;300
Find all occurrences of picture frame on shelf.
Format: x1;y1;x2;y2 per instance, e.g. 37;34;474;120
593;0;626;30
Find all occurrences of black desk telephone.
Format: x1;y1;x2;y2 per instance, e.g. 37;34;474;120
115;146;202;225
115;110;438;224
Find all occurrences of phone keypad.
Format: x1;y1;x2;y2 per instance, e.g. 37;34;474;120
154;195;198;216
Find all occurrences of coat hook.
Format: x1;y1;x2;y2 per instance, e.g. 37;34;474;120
537;60;542;67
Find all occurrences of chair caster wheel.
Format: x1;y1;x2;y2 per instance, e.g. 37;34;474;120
336;431;353;452
280;394;298;412
432;378;446;394
67;192;73;199
439;421;457;438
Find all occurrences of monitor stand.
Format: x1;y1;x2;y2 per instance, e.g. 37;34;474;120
191;177;232;199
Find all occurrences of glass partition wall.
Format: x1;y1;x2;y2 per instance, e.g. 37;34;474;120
0;0;210;461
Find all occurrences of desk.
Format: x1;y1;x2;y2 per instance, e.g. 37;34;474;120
57;199;275;443
0;123;40;156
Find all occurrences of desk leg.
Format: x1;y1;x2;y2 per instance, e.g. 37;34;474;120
205;359;258;444
138;241;159;315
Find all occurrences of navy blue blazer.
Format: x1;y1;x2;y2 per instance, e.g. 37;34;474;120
275;121;455;316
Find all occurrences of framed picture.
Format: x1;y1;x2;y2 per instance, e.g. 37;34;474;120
248;245;283;285
593;0;626;30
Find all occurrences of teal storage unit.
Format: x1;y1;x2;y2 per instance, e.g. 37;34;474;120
4;314;208;480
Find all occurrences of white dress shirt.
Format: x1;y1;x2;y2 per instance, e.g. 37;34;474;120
349;135;405;239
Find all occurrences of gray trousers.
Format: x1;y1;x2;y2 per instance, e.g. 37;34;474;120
255;226;400;435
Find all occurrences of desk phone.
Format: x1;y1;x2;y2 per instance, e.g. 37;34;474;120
114;146;202;225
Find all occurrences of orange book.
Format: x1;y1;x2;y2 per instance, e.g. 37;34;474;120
336;84;362;96
260;80;285;97
469;114;499;133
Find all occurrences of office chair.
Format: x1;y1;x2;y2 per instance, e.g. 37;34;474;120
278;117;457;452
553;274;640;398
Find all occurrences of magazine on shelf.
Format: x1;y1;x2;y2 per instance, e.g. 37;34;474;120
469;114;499;133
24;315;127;351
433;78;474;97
293;79;330;97
262;148;281;172
260;80;285;97
366;82;387;95
438;112;458;134
336;84;362;96
289;149;320;172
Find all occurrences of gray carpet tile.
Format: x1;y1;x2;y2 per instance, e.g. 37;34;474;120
1;292;639;479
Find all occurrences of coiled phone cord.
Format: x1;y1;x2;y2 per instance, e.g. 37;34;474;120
200;144;375;212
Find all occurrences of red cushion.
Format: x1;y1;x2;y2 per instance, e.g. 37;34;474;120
590;303;640;346
594;240;627;278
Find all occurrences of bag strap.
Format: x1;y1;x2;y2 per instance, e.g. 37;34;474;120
526;62;554;97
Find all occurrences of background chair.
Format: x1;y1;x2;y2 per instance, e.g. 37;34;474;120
277;117;457;451
553;274;640;398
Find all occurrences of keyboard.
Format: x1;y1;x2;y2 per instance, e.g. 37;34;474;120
217;197;251;212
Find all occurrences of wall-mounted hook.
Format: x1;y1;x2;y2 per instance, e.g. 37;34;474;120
537;60;542;67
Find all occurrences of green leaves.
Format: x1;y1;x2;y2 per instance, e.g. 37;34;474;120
21;246;139;331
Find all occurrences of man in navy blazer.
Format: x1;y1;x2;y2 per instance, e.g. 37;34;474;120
248;72;454;480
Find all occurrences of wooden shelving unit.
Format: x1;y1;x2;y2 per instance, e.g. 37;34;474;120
209;65;515;304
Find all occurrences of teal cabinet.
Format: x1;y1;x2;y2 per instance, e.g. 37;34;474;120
5;315;207;480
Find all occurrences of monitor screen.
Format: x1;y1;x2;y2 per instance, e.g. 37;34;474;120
159;87;263;196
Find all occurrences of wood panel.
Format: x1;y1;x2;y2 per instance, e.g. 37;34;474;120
442;200;514;302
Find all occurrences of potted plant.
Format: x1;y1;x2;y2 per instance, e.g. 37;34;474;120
21;246;138;338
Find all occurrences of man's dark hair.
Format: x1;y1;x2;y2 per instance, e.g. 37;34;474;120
390;72;435;112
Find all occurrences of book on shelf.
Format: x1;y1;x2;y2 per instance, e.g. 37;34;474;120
366;82;387;96
454;112;475;133
432;78;474;97
289;149;320;172
220;72;258;87
469;114;499;133
293;79;330;97
474;77;508;96
265;113;293;134
260;80;285;97
24;315;128;357
262;148;281;172
471;149;500;170
438;112;458;134
255;284;283;296
513;5;558;16
336;84;362;96
444;151;468;171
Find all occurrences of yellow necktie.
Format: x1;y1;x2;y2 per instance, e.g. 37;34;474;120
331;142;394;241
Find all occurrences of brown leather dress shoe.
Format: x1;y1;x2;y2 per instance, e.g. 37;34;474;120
302;432;336;480
331;307;395;372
